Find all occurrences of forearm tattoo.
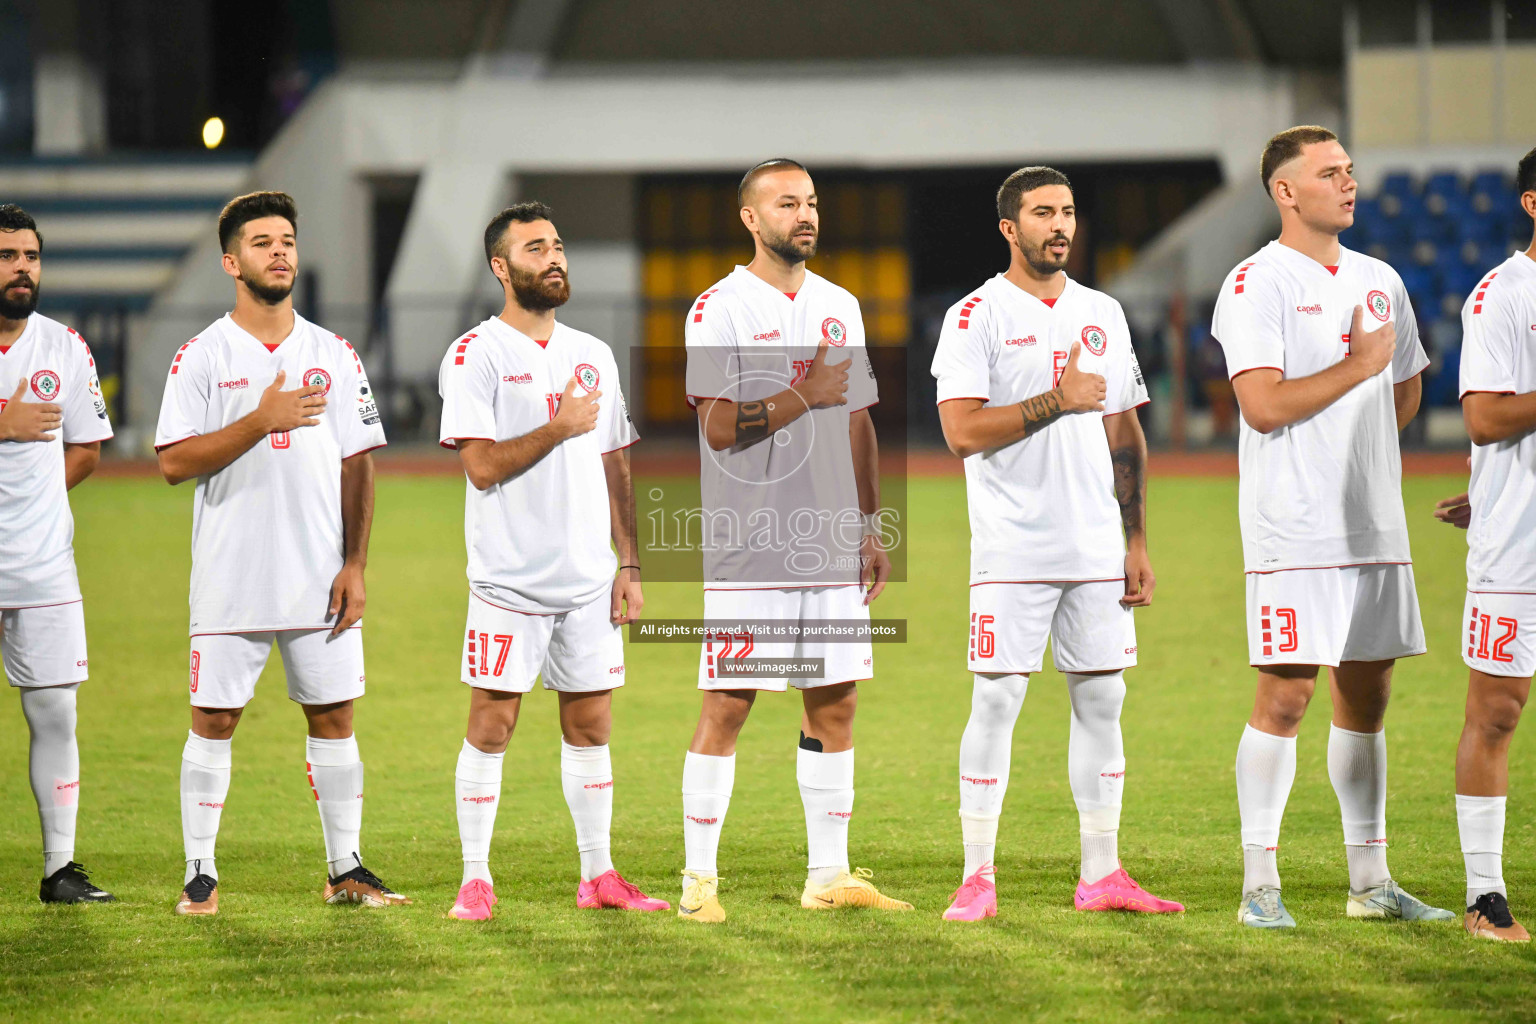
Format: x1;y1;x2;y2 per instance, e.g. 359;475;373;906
1018;388;1064;438
735;399;770;445
1111;444;1146;539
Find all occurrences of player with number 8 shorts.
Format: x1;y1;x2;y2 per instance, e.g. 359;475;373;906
1430;145;1536;943
1211;127;1452;929
930;167;1182;922
154;191;403;916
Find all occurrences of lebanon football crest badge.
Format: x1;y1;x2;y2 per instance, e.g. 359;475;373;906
302;367;332;396
1081;325;1108;356
1366;289;1391;322
821;318;847;347
574;363;601;393
30;369;61;401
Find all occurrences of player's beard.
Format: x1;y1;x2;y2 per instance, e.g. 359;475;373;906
510;264;570;312
1016;230;1071;276
762;222;818;264
0;276;38;319
239;260;295;305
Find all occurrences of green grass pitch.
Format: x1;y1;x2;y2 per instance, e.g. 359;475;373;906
0;471;1531;1022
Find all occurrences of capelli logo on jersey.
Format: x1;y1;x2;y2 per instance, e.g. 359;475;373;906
218;377;250;390
1004;336;1038;347
753;329;782;342
1295;304;1323;315
608;665;625;675
503;373;534;384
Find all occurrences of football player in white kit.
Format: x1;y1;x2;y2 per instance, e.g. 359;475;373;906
677;160;909;922
438;203;667;921
155;192;406;915
1431;146;1536;943
0;205;115;904
930;168;1183;921
1212;127;1453;929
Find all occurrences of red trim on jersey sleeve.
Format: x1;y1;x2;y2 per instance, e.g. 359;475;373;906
692;288;720;324
67;326;96;367
1471;271;1500;314
685;394;732;408
957;295;984;330
936;396;990;405
441;436;496;450
67;431;114;445
1105;399;1152;416
154;433;201;452
601;437;641;455
452;333;479;366
1232;261;1256;295
342;442;387;460
1229;365;1284;382
847;400;880;414
169;337;200;375
1459;389;1518;399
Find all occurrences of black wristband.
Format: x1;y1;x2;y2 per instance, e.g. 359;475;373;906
619;564;641;571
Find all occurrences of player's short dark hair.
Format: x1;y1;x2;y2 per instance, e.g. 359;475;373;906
218;191;297;253
484;201;556;268
1260;125;1339;195
1518;146;1536;197
996;166;1072;221
738;159;809;207
0;204;41;249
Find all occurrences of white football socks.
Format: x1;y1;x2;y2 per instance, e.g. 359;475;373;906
180;730;231;883
1456;793;1506;907
456;739;504;886
957;673;1028;878
682;750;734;890
561;740;615;882
1067;672;1126;884
798;744;854;887
1327;724;1391;891
22;685;80;878
306;735;364;879
1236;724;1296;892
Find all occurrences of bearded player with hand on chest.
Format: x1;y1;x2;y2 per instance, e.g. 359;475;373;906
0;204;115;904
155;191;403;916
930;167;1182;922
438;202;664;921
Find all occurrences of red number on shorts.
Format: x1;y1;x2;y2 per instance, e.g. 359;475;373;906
1492;618;1519;662
1476;613;1493;659
189;651;200;694
475;632;513;677
270;431;290;449
1276;608;1299;653
972;614;995;659
736;632;754;658
1052;351;1069;387
546;394;560;420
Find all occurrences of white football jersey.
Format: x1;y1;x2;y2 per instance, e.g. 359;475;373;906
931;274;1147;584
1211;241;1429;573
154;313;387;634
1459;251;1536;594
438;317;636;615
684;266;877;588
0;313;112;608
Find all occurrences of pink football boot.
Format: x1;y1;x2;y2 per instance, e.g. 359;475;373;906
943;866;998;921
1075;865;1183;913
577;870;671;911
448;878;497;921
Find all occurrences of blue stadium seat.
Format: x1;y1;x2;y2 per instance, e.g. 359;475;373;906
1423;171;1463;198
1379;171;1417;199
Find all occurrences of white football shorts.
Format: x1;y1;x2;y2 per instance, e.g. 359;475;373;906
698;585;873;691
966;580;1137;675
1245;563;1425;668
460;590;625;694
2;601;89;688
1463;591;1536;678
189;627;365;708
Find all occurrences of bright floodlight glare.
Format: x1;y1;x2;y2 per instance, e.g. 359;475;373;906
201;117;225;150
